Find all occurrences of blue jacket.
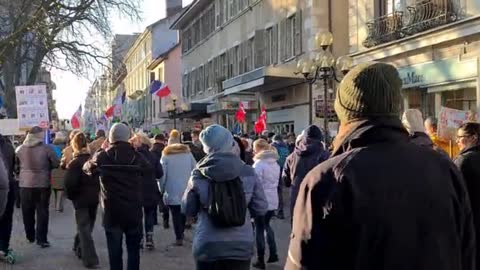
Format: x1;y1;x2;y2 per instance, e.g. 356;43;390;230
182;152;268;262
271;141;289;168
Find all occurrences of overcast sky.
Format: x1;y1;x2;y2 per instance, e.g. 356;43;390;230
52;0;193;119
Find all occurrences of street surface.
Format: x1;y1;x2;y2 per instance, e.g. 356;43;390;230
5;195;291;270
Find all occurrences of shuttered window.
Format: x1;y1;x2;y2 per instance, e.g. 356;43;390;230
294;10;303;56
254;29;265;68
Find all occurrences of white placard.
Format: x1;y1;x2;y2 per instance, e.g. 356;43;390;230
15;85;50;130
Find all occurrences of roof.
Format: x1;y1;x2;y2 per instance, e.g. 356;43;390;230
170;1;210;30
147;43;181;70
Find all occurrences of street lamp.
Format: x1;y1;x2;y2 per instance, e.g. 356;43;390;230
295;30;354;144
166;94;178;129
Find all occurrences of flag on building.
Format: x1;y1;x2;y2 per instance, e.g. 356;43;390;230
150;80;171;98
254;106;267;134
71;105;82;129
235;102;246;123
105;92;126;118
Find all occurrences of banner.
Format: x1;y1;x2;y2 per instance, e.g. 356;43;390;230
438;106;477;140
15;85;49;130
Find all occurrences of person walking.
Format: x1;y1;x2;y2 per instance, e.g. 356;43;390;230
130;133;162;250
160;129;196;246
183;130;206;162
0;134;17;263
286;62;475;270
64;133;100;269
16;126;60;248
454;122;480;268
51;132;67;212
88;130;106;154
151;134;169;229
83;123;150;270
282;125;329;219
270;134;289;219
61;129;81;168
425;116;459;157
183;124;268;270
252;139;279;269
402;109;448;156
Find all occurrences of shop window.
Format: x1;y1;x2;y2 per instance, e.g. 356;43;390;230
442;88;476;112
271;94;286;103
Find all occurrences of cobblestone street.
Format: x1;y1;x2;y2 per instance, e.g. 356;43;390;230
4;198;291;270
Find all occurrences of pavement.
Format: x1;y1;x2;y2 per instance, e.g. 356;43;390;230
4;193;292;270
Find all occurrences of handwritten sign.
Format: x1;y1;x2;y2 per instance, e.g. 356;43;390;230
15;85;49;130
437;107;477;140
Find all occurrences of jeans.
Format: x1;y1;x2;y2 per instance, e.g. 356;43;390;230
74;206;99;267
105;225;142;270
196;259;250;270
143;206;156;234
254;210;277;258
20;187;51;243
0;184;15;251
168;205;185;240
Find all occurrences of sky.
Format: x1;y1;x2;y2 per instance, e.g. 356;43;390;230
52;0;194;119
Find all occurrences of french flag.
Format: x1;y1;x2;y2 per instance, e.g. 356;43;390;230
150;80;171;98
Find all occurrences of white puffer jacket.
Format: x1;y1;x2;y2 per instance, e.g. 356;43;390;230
253;150;280;210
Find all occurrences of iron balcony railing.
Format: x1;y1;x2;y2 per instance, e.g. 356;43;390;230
363;0;458;48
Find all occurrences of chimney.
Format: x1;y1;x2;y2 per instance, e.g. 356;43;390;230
166;0;183;17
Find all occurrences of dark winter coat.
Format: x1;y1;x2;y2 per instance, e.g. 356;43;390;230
0;135;15;216
410;132;449;157
184;141;206;162
83;142;151;228
64;152;99;209
286;118;475;270
455;144;480;269
282;136;329;214
137;145;162;207
150;142;165;161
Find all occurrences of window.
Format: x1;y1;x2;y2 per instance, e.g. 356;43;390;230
152;100;156;119
216;0;224;27
265;27;273;65
229;0;237;18
376;0;405;17
235;45;241;76
220;53;227;81
286;15;295;58
247;37;255;71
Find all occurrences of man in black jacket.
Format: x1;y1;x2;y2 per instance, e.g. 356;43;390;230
286;63;475;270
0;135;16;261
150;133;168;228
84;123;151;270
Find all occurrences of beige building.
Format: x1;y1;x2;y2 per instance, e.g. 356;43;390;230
171;0;349;135
348;0;480;118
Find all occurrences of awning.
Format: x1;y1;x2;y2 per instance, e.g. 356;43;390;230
128;90;145;100
222;66;305;96
171;103;209;120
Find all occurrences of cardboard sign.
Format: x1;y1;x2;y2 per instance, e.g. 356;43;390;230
437;106;476;140
15;85;49;130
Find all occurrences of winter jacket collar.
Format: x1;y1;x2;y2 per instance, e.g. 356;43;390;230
163;143;190;156
23;134;43;147
254;149;279;161
332;117;409;157
106;142;138;165
410;132;434;147
295;137;325;157
271;141;288;149
196;152;254;181
459;144;480;156
73;149;90;158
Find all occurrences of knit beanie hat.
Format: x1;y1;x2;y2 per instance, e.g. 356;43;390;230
200;124;234;154
402;109;425;134
168;129;181;145
334;62;402;122
109;123;131;143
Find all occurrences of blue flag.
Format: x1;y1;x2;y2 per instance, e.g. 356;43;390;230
150;80;162;94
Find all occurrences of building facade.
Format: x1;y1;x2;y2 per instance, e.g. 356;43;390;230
348;0;480;118
172;0;349;135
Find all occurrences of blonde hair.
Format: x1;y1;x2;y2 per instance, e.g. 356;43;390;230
132;132;152;148
253;138;271;153
72;133;88;153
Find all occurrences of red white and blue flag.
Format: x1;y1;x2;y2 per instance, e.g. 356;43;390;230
150;80;171;98
105;91;126;118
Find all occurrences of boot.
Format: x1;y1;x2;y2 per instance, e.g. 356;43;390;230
163;219;170;229
252;256;266;270
145;233;155;250
174;239;183;246
267;254;279;263
276;210;285;220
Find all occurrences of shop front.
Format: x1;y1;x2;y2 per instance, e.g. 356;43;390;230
206;99;258;133
399;57;479;118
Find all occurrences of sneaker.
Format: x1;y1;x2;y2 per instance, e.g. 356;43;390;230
85;263;100;269
252;259;266;270
37;241;51;248
267;254;279;263
145;234;155;250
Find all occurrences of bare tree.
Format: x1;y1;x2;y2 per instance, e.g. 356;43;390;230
0;0;141;117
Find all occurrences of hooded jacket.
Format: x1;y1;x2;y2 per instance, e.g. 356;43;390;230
286;118;475;270
253;150;280;210
64;151;99;209
410;132;449;157
137;145;162;207
182;152;268;262
16;134;60;188
271;141;289;168
160;144;196;205
83;142;151;228
283;126;329;214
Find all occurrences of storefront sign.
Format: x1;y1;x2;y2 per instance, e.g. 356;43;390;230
15;84;50;130
398;58;478;89
438;106;477;140
207;101;257;113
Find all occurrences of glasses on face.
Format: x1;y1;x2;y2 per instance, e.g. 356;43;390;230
456;134;471;141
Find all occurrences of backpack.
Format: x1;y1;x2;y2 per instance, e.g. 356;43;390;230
207;177;247;228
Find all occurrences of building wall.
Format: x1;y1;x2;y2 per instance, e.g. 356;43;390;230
163;45;182;111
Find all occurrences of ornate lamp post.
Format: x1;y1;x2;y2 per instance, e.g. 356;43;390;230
166;94;188;130
295;30;354;144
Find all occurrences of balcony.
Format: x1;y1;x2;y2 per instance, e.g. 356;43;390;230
363;0;458;48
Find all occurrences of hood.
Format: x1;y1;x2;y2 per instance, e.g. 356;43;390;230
195;152;252;181
294;137;325;157
107;142;138;165
332;117;409;157
23;133;44;147
410;132;433;147
163;143;191;156
254;149;279;161
302;125;324;141
271;141;288;149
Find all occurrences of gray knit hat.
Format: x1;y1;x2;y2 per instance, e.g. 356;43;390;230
109;123;131;143
334;62;402;122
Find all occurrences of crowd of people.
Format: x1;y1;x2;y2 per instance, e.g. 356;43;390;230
0;61;478;270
